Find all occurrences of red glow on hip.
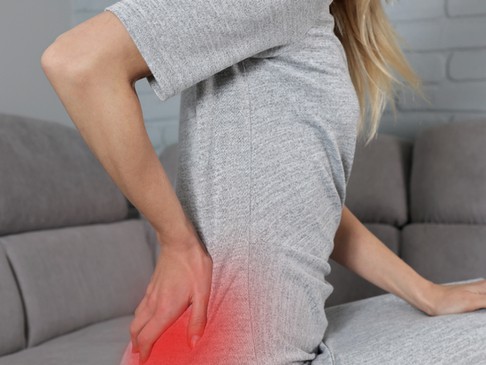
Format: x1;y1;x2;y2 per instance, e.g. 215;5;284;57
138;277;254;364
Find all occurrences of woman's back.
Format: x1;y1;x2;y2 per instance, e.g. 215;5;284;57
105;0;359;363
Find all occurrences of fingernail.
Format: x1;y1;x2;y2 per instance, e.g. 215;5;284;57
191;335;201;349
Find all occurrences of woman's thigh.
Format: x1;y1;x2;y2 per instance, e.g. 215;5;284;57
119;229;336;365
323;283;486;365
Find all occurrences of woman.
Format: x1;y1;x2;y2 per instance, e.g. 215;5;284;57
40;0;486;364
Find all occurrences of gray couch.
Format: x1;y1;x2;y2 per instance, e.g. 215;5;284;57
326;119;486;307
0;113;159;364
0;112;484;364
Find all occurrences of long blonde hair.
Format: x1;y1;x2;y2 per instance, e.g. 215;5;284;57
330;0;430;145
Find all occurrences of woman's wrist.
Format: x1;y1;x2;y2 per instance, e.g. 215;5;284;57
413;279;440;316
155;213;200;248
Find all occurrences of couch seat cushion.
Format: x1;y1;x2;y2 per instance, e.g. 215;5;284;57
323;278;486;364
0;315;132;365
1;219;154;347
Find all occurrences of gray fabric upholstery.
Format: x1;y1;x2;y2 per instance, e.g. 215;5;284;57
410;120;486;224
1;219;154;347
0;315;132;365
140;215;160;263
323;277;486;365
0;113;128;236
158;142;179;191
345;134;412;227
0;244;25;356
401;224;486;284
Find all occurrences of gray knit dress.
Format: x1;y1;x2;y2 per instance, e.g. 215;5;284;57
104;0;359;364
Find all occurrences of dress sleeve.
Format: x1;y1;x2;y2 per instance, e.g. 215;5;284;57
104;0;324;102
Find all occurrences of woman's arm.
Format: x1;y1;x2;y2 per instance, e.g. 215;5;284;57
40;11;213;362
40;12;192;244
331;205;486;316
330;205;437;315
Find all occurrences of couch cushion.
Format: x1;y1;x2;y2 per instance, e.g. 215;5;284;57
140;216;160;263
401;223;486;284
158;142;179;190
410;119;486;224
323;278;486;365
345;133;412;227
0;113;129;236
1;219;154;347
0;244;25;356
0;315;132;365
325;223;400;307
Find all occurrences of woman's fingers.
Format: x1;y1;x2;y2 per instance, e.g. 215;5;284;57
125;232;214;363
470;279;486;294
137;302;187;363
129;296;152;353
134;295;149;317
430;279;486;315
130;279;165;353
451;280;486;312
187;293;210;349
467;280;486;311
468;291;486;311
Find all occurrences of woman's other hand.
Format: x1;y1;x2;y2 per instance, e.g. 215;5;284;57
130;227;213;363
427;279;486;316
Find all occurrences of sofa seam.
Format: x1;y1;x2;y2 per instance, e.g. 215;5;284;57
1;243;29;349
241;58;259;363
322;340;336;365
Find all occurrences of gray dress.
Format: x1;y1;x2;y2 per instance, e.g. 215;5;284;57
105;1;486;364
102;1;482;364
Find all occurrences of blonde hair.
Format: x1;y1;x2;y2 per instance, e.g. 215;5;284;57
330;0;430;145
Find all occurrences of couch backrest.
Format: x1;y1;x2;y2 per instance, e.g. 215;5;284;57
0;244;25;356
402;119;486;284
410;119;486;224
0;113;128;236
345;133;413;227
0;114;155;351
326;133;413;306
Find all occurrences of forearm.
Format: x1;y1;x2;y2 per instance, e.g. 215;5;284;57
330;205;436;315
41;62;192;245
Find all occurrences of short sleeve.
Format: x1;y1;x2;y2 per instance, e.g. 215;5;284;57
104;0;328;102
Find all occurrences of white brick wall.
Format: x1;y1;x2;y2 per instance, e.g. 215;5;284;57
447;0;486;17
449;51;486;80
73;1;486;145
381;0;486;140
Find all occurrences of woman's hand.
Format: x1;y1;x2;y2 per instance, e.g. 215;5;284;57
427;279;486;316
129;227;213;363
